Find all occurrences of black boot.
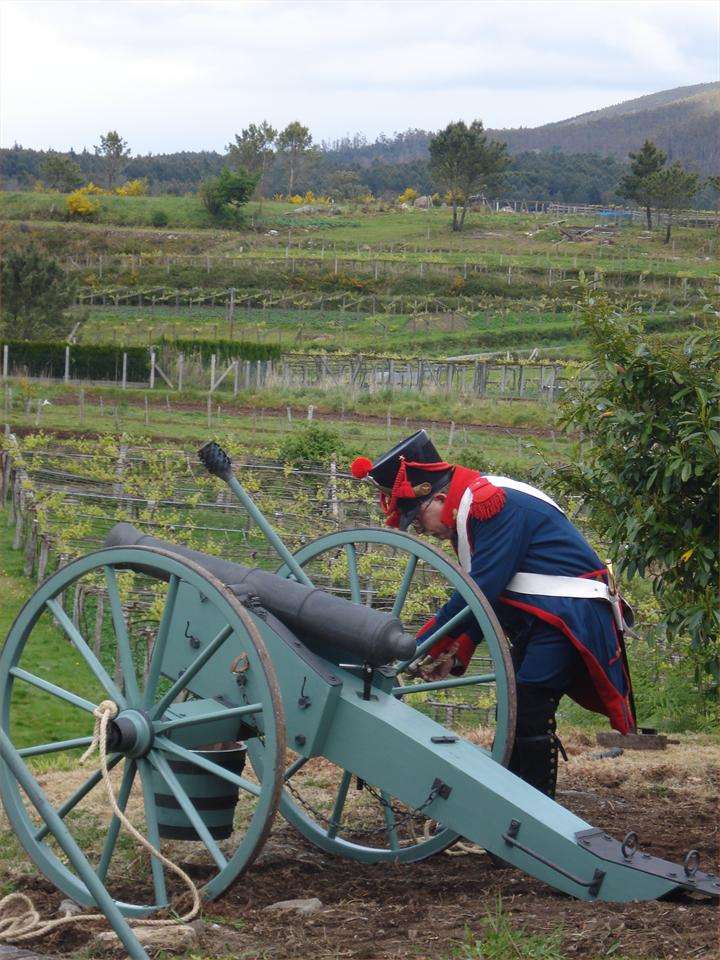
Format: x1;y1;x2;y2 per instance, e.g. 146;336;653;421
508;684;565;798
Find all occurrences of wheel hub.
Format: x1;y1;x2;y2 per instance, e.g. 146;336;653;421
106;709;155;758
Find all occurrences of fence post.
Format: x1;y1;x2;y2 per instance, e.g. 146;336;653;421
2;344;8;381
64;345;70;384
210;353;216;392
149;350;156;389
121;352;127;390
177;354;184;392
227;287;236;338
233;360;239;396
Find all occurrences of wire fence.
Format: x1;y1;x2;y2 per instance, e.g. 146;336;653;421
1;342;572;400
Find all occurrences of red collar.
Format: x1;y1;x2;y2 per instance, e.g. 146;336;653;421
439;466;483;528
440;466;507;530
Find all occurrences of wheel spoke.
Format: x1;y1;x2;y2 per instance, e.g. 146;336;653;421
327;770;352;840
45;599;126;709
137;758;168;908
148;751;227;871
380;791;399;850
392;554;418;617
104;566;141;706
97;760;137;882
142;574;180;710
19;736;94;758
34;755;123;842
151;623;233;719
344;543;362;604
393;673;496;696
284;755;310;782
395;605;471;674
154;702;262;735
154;737;261;797
9;667;97;714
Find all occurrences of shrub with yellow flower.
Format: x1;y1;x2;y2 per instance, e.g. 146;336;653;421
67;188;100;218
116;178;149;196
397;187;418;204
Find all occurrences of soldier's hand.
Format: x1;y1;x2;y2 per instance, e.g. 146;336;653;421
418;640;460;681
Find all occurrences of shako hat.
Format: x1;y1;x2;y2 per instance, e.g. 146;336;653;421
350;430;453;530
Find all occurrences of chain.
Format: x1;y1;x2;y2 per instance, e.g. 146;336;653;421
284;777;443;841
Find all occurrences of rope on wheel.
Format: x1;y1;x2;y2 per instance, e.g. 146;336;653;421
0;700;200;945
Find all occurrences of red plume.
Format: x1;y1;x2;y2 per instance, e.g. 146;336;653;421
350;456;373;479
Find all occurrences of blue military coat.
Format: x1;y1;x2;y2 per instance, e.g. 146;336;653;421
433;472;634;733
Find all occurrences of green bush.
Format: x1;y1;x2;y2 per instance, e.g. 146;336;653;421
1;341;149;380
150;209;169;227
279;424;348;465
551;291;720;696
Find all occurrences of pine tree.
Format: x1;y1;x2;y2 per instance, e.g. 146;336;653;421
94;131;131;190
226;122;277;199
645;162;700;243
617;140;666;229
1;245;76;340
39;152;83;192
429;121;508;232
277;122;312;196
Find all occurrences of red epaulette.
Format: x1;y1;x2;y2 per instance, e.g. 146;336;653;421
468;477;506;521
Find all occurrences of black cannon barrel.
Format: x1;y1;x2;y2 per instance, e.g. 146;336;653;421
104;523;416;666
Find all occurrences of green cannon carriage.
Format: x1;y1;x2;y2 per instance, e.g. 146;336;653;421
0;441;716;959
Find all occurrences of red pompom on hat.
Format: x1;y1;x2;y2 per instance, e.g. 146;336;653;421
350;456;373;479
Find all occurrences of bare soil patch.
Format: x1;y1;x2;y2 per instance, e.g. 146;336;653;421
3;733;717;960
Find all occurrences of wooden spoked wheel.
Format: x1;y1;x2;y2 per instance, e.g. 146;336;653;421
0;546;284;917
275;528;516;863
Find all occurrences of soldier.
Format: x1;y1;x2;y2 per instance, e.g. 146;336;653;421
350;430;635;798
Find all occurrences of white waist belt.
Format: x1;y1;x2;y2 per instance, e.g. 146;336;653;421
505;573;612;600
504;572;627;632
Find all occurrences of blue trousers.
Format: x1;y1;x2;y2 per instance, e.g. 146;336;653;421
511;618;584;692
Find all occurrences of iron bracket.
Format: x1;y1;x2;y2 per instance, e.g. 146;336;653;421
503;819;606;896
575;828;720;897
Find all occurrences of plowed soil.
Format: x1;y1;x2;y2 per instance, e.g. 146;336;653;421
6;733;719;960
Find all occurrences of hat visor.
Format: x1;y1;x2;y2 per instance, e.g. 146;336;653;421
397;501;422;532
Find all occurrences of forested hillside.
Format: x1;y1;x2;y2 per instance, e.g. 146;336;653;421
1;83;716;202
492;83;719;174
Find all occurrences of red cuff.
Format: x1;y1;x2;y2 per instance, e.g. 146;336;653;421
428;632;475;676
416;616;438;639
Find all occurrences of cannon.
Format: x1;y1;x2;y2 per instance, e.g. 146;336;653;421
0;441;716;960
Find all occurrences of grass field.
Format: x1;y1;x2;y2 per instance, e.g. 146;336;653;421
4;384;565;480
3;195;715;383
2;195;717;272
73;301;700;358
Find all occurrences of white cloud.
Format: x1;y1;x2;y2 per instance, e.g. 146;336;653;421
0;0;716;152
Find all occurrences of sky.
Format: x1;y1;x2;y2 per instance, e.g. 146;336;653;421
1;0;718;154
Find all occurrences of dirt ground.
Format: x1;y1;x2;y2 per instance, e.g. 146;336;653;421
5;732;719;960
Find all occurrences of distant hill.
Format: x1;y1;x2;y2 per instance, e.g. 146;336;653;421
2;84;717;204
487;83;719;174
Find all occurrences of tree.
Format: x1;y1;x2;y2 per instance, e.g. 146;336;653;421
39;152;82;192
226;121;277;198
94;131;131;190
645;162;700;243
327;168;369;200
0;244;76;340
277;122;312;196
617;140;666;229
429;120;508;231
550;291;719;697
200;166;258;221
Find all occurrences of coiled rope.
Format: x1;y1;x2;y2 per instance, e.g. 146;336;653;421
0;700;200;944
